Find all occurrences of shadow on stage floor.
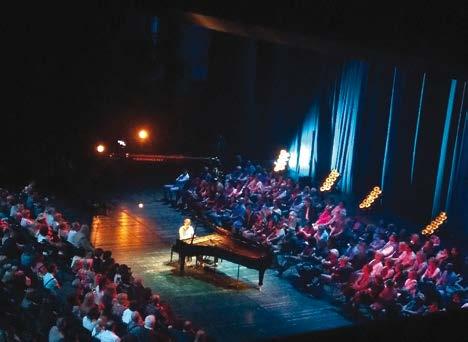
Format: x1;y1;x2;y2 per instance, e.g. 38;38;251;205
167;261;256;291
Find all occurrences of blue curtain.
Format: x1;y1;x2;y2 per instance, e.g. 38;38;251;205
288;102;320;178
330;61;367;194
286;59;467;229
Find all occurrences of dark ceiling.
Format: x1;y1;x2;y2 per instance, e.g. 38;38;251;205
148;1;468;78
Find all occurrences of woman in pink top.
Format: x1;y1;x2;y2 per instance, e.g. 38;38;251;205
421;258;441;282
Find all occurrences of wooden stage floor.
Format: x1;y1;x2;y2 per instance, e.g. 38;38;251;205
90;190;352;341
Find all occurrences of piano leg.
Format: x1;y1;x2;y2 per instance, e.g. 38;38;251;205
258;269;265;287
179;252;185;273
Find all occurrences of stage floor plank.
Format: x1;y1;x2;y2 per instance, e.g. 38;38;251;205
91;191;352;341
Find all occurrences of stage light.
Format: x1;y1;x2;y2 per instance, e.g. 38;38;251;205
359;186;382;210
117;140;126;147
274;150;290;172
421;212;447;235
138;203;144;208
96;144;105;153
138;129;149;140
320;169;340;192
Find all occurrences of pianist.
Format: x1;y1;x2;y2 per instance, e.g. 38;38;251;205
179;218;195;240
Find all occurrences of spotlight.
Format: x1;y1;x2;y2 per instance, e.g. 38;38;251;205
117;140;126;147
138;129;149;140
96;144;105;153
274;150;290;172
138;203;144;208
320;169;340;192
359;186;382;209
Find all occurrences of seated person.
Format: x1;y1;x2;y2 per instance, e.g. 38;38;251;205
402;293;427;316
436;263;463;298
313;207;333;228
313;225;329;246
370;279;398;312
343;264;372;301
297;249;339;287
321;256;354;284
410;251;428;278
266;224;286;247
377;233;398;258
421;257;441;282
369;233;386;251
403;270;419;297
179;219;194;240
393;242;416;269
380;259;395;280
164;170;190;202
368;251;385;278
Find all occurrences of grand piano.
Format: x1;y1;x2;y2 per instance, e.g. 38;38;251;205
171;232;273;287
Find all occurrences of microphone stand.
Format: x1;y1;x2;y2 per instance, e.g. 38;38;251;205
190;220;197;245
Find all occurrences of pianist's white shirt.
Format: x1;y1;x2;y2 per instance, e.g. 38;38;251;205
179;225;194;240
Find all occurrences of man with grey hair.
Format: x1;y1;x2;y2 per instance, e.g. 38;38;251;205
130;314;158;341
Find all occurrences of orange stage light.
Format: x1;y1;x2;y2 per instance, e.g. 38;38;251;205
138;129;149;140
96;144;105;153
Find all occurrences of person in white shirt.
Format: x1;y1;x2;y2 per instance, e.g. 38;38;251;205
164;170;190;202
178;218;196;264
92;317;121;342
395;243;416;268
179;219;195;240
67;222;80;244
82;307;100;332
122;301;138;325
68;224;94;253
